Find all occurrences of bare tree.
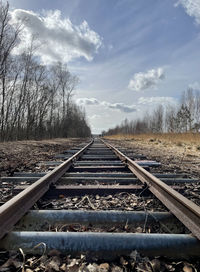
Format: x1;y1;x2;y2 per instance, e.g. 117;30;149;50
149;105;164;133
103;90;200;136
0;2;90;141
0;1;21;140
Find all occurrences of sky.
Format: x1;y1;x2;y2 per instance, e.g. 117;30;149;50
8;0;200;133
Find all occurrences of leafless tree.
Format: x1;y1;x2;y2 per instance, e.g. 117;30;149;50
0;1;91;141
0;1;21;139
103;90;200;136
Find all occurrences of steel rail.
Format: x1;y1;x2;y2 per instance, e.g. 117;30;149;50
0;139;93;239
102;139;200;240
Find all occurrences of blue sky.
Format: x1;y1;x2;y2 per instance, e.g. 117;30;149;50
9;0;200;133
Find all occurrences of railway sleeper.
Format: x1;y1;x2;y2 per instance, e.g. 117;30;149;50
14;210;187;235
13;185;151;197
1;176;199;185
0;232;200;258
12;171;190;178
37;160;161;168
14;210;174;229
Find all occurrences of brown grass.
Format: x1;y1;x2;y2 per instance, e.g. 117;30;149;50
104;133;200;177
104;133;200;145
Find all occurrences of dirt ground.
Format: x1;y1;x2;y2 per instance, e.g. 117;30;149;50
0;138;86;177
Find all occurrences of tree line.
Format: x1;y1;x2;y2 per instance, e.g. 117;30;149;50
0;1;91;141
103;88;200;136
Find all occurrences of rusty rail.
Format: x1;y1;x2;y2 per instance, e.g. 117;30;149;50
102;139;200;240
0;140;93;239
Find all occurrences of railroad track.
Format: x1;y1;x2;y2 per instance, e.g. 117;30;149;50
0;138;200;259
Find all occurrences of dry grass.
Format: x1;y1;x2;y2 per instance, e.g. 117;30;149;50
104;133;200;178
105;133;200;145
104;133;200;155
105;133;200;177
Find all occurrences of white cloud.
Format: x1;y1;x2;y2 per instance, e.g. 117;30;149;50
102;101;136;113
76;97;136;113
76;98;99;105
128;67;165;91
188;81;200;90
175;0;200;25
138;96;177;105
11;9;102;64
